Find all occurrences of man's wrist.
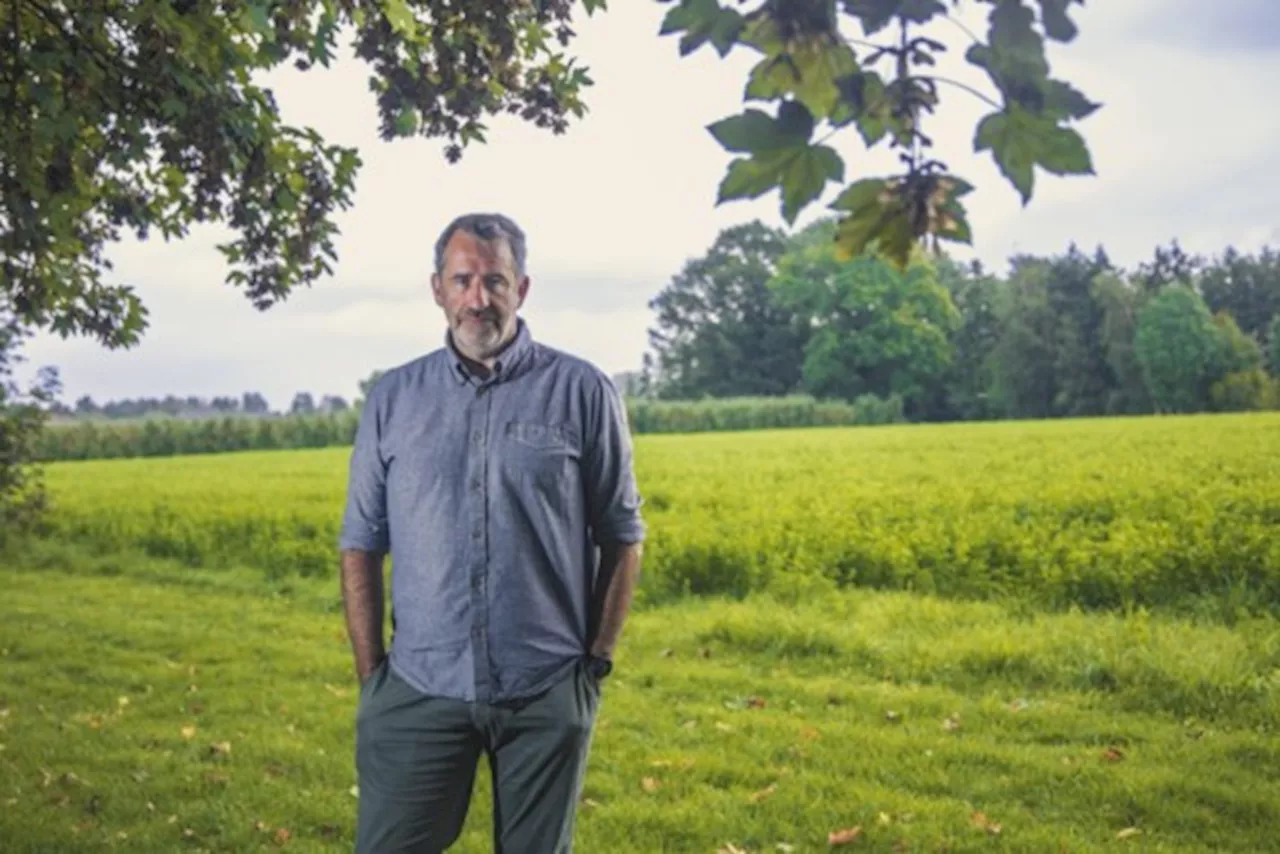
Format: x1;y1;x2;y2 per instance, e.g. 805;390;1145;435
586;652;613;680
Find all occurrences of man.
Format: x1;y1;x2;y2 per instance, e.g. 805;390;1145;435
338;212;645;853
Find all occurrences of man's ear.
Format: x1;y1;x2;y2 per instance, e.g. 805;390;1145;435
430;272;444;307
516;275;531;309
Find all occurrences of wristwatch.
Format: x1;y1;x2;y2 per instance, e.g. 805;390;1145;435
586;654;613;680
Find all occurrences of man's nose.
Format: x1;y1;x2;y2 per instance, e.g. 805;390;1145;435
462;278;490;310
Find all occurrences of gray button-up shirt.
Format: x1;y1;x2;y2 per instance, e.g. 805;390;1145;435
338;321;645;703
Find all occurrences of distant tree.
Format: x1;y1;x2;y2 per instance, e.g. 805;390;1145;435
211;396;240;413
290;392;317;415
646;221;805;400
320;395;350;413
74;395;98;416
988;257;1057;418
354;370;387;409
241;392;271;415
1214;312;1264;374
1136;240;1204;295
770;221;958;415
1269;316;1280;377
1134;286;1227;413
1198;246;1280;344
1046;245;1115;416
1091;272;1151;414
934;255;1003;421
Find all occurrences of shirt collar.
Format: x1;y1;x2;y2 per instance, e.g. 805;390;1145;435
446;318;534;384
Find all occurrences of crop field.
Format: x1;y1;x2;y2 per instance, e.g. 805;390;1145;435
2;412;1279;851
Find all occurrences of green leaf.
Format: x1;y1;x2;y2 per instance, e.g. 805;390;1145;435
831;71;897;147
707;102;813;154
1043;79;1100;121
393;108;419;136
975;104;1094;204
718;150;792;202
660;0;742;57
709;9;746;56
744;36;858;120
842;0;946;35
718;141;844;223
1036;0;1079;42
831;178;915;266
659;0;717;35
244;2;272;38
383;0;416;38
781;145;844;223
989;0;1048;82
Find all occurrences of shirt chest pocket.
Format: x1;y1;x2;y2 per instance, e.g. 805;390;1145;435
501;421;580;491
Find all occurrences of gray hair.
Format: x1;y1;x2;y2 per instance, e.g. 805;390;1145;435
433;213;528;277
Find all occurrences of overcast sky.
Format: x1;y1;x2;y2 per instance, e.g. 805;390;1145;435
20;0;1280;408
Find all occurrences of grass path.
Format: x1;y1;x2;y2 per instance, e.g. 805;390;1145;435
1;559;1278;852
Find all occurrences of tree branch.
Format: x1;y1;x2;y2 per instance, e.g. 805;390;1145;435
940;12;982;47
919;75;1001;110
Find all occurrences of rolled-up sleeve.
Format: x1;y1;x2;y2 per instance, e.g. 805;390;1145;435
584;374;645;545
338;382;390;553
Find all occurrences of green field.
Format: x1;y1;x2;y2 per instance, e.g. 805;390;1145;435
3;413;1279;851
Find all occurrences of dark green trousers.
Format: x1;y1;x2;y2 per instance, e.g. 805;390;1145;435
354;658;601;853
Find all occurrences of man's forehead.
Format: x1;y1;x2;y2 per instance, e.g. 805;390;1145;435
443;232;516;269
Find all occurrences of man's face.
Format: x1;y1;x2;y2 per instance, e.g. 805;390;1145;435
431;230;529;362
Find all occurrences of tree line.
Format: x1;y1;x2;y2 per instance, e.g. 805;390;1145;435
639;220;1280;420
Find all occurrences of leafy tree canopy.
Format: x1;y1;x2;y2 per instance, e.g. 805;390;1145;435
1;0;604;348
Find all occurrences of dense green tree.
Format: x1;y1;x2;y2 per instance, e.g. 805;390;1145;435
1091;271;1151;414
646;221;805;400
1269;316;1280;377
0;314;59;538
1214;312;1264;374
987;256;1057;418
1046;245;1114;416
770;220;958;414
933;255;1003;420
1134;286;1226;414
1198;246;1280;344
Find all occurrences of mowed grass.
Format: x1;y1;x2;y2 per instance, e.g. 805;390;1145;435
2;549;1278;853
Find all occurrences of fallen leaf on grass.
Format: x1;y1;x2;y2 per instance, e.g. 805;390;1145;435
660;648;674;658
117;696;130;709
777;844;795;853
748;783;777;803
581;798;601;809
877;811;892;826
182;828;196;839
942;715;962;732
1116;828;1141;840
748;696;766;708
641;777;659;793
828;826;862;845
1102;747;1125;762
180;724;196;740
208;741;232;758
800;726;821;741
274;827;292;845
970;811;1002;835
324;684;350;698
715;722;734;732
717;844;747;854
884;710;902;723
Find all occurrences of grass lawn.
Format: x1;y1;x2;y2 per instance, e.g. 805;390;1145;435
1;551;1278;853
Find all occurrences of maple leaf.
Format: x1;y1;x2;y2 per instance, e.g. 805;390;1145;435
828;825;862;845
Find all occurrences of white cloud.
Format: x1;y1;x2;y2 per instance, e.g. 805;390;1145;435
19;1;1280;404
